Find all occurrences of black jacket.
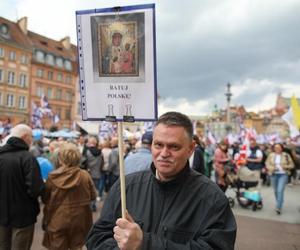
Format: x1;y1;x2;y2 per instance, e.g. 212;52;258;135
86;163;236;249
191;145;205;174
0;137;45;227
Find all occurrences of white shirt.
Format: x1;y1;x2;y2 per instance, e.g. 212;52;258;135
274;154;285;174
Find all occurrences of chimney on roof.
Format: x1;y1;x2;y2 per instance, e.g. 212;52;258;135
17;17;28;35
61;36;71;50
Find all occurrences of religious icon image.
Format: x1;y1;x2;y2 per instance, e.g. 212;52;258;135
98;21;138;77
90;12;145;82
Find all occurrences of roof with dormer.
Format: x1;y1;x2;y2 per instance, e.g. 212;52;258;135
28;31;77;61
0;16;32;51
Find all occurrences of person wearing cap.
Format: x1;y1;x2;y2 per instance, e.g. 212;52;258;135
124;131;153;175
87;112;236;250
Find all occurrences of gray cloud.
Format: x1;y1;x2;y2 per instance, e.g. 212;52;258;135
2;0;300;114
155;0;300;106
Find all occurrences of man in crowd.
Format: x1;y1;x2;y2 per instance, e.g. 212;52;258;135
87;112;236;249
190;134;205;174
0;124;45;250
85;136;103;211
108;137;120;190
124;131;153;175
246;138;263;182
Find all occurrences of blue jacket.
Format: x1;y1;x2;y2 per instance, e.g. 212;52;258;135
124;147;152;175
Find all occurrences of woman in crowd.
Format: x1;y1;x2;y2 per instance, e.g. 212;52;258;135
42;142;96;250
266;143;294;215
213;139;231;192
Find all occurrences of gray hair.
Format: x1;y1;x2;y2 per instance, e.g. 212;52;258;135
10;124;32;138
155;112;193;141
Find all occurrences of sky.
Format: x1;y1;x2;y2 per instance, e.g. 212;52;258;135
1;0;300;116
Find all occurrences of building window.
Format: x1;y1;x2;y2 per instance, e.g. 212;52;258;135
47;88;52;99
65;91;72;101
65;109;71;120
36;86;44;97
0;68;3;82
6;94;14;107
9;51;16;61
37;69;44;78
8;71;15;84
0;24;9;36
57;73;63;81
56;57;63;68
19;73;27;87
0;47;4;58
64;60;72;71
56;89;62;100
48;71;53;80
19;96;26;109
65;75;72;84
45;54;55;65
20;54;29;64
35;50;45;63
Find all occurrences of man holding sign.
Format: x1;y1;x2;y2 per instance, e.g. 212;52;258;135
87;112;236;250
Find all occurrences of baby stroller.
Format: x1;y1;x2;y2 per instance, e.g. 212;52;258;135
226;164;263;211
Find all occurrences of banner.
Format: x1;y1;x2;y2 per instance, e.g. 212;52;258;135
76;4;157;121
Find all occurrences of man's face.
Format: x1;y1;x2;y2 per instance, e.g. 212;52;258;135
250;139;256;148
152;124;194;181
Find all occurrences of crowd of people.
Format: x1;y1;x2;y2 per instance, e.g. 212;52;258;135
0;111;299;249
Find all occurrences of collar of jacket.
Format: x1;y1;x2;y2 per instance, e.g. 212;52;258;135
87;146;101;156
150;162;191;191
0;136;29;154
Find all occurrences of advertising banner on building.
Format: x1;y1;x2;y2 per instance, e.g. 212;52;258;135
76;4;157;121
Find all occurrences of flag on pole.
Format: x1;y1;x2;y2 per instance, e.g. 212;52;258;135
143;121;155;132
31;101;42;128
53;114;60;124
40;95;53;116
282;106;300;138
290;95;300;129
207;130;216;145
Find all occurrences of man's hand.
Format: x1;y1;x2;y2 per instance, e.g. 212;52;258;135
113;211;143;250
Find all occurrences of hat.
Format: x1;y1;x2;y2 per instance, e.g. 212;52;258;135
141;131;153;145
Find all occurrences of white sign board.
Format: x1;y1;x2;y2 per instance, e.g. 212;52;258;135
76;4;157;122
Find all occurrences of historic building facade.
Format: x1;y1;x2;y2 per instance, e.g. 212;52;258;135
0;17;32;125
0;16;78;129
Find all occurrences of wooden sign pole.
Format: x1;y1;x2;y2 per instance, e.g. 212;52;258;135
117;121;126;218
